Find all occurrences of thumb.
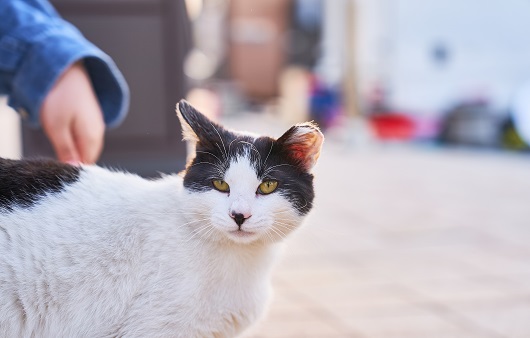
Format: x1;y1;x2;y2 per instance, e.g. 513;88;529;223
44;124;81;164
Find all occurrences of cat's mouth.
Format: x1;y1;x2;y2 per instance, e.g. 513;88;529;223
228;229;256;238
225;229;261;243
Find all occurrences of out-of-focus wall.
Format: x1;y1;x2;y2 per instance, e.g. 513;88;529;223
0;98;22;159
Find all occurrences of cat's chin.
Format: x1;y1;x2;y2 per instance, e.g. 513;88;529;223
225;229;261;244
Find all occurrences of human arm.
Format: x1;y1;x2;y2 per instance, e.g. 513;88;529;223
0;0;129;163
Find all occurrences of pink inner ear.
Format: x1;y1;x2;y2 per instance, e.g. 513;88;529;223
289;144;308;162
286;130;323;170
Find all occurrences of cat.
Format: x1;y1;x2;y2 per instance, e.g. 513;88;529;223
0;100;324;338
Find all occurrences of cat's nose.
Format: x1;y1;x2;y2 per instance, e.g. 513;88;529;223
231;212;251;227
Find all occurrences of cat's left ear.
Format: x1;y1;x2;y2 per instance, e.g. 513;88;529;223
277;122;324;171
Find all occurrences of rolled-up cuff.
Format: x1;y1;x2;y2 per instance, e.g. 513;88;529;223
83;55;129;129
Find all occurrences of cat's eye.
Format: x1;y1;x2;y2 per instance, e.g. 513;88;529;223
257;180;278;195
212;180;230;192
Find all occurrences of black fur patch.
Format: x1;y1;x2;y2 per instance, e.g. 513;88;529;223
183;133;315;215
0;158;81;212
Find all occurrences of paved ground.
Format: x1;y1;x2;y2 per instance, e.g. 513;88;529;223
230;116;530;338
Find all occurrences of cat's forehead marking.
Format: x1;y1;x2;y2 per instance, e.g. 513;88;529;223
226;140;261;170
224;154;260;193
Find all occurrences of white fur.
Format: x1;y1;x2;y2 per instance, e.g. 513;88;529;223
0;153;304;337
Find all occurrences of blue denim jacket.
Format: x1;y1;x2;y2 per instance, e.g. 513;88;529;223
0;0;129;128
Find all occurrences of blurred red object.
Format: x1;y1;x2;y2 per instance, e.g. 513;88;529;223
369;113;415;140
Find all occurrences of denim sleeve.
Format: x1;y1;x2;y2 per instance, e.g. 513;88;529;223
0;0;129;128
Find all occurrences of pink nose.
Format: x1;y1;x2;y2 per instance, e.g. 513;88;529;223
230;212;251;226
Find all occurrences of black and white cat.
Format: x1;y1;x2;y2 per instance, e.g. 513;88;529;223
0;100;323;337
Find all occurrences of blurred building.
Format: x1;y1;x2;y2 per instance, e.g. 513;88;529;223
7;0;530;165
356;0;530;117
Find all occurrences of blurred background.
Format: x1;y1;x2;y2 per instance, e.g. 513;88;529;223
2;0;530;337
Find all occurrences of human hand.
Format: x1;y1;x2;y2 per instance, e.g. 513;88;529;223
40;61;105;164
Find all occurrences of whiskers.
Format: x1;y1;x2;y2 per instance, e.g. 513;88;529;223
195;150;223;165
184;219;215;244
238;140;263;168
259;216;299;244
210;122;229;162
262;163;296;177
189;159;226;178
190;122;231;175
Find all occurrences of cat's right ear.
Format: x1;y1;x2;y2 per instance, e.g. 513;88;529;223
177;100;208;144
177;100;206;161
176;100;229;161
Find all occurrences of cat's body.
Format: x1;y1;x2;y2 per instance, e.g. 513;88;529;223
0;101;323;337
1;165;274;337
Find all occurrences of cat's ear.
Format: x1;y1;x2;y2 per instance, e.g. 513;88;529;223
177;100;211;143
176;100;229;150
277;122;324;171
176;100;223;162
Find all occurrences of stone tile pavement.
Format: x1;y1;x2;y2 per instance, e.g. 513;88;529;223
230;115;530;338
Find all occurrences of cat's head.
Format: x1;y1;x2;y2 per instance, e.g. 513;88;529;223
176;100;323;245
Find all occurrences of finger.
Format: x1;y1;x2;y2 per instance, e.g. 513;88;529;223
73;115;105;164
43;123;81;164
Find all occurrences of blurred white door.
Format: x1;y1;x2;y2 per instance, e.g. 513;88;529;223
0;97;22;159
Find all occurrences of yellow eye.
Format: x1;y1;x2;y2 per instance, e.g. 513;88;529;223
258;180;278;195
212;180;230;192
